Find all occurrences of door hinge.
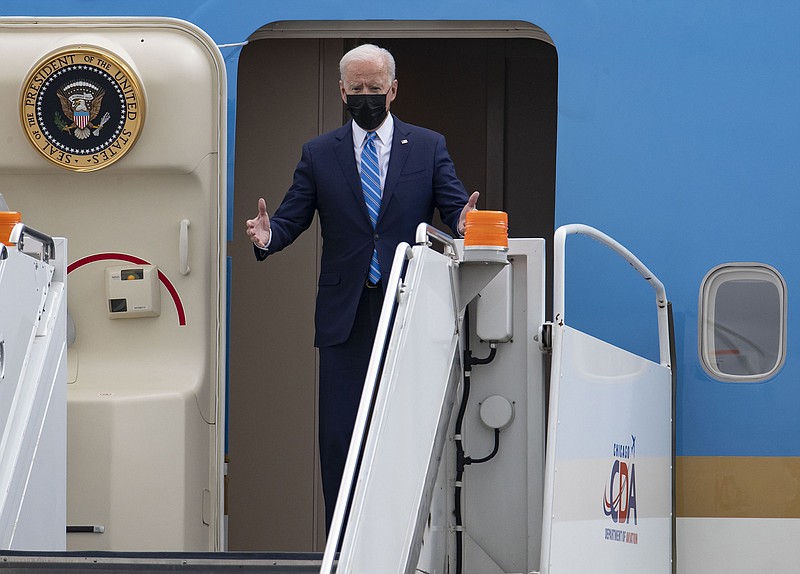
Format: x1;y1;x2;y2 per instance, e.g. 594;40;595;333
536;322;553;354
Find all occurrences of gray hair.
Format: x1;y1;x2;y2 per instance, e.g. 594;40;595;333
339;44;396;83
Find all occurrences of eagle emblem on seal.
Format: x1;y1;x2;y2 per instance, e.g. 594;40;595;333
55;80;111;140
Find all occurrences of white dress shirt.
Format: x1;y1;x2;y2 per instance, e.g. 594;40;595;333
351;113;394;196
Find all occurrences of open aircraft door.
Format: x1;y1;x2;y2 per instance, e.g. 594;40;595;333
540;225;673;574
0;18;227;552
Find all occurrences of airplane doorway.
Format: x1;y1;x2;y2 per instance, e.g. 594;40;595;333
228;22;557;551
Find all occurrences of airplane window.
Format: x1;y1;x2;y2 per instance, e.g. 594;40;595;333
699;263;787;382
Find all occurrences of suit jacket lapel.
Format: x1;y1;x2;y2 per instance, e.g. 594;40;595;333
380;118;411;225
334;123;373;226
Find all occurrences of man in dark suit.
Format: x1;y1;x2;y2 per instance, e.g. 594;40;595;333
246;43;478;530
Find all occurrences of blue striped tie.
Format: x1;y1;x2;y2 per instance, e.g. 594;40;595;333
361;132;381;284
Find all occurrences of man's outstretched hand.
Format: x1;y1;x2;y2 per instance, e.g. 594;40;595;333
246;197;271;248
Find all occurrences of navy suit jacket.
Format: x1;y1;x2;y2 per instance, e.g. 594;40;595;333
256;116;468;347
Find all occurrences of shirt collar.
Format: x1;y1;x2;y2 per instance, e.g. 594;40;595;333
352;113;394;147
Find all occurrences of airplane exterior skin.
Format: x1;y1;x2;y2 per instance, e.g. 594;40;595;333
1;2;799;572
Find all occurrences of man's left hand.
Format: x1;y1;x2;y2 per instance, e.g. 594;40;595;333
458;191;480;236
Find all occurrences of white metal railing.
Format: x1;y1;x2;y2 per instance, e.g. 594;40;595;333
320;240;414;574
322;223;464;573
553;224;670;367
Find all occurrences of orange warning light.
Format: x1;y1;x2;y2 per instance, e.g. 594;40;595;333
0;212;21;246
463;210;508;249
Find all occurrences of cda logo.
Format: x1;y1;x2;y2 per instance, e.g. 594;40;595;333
602;435;639;544
19;45;145;172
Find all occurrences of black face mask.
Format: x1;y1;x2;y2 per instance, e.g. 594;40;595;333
346;93;388;131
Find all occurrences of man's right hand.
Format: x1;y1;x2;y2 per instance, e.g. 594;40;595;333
246;198;271;249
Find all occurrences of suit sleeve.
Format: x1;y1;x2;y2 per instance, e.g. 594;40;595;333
255;143;318;260
432;134;469;236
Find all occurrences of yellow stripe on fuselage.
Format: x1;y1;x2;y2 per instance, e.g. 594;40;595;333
676;456;800;518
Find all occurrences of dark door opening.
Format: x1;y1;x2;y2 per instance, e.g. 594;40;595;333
228;23;557;552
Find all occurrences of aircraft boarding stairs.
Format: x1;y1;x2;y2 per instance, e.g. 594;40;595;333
0;218;67;552
0;222;673;574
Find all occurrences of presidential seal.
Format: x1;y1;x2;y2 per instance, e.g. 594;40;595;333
20;46;145;172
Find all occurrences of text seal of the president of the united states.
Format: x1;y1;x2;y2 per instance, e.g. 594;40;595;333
20;45;145;172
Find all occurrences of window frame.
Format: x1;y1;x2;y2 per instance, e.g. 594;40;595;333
698;262;787;383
